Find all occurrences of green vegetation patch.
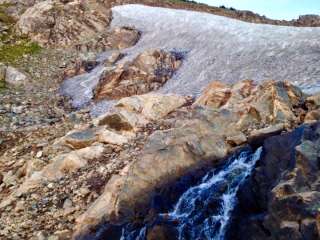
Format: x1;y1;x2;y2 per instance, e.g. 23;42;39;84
0;4;42;64
0;40;42;64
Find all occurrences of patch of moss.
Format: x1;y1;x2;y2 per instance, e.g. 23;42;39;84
0;3;42;64
0;81;5;90
0;40;42;64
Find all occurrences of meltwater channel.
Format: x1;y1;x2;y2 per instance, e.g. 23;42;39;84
113;147;262;240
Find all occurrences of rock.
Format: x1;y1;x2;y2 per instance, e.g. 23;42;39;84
36;151;43;158
5;66;28;86
63;128;97;149
116;93;188;120
195;80;305;129
11;105;24;114
0;145;105;205
278;221;302;240
63;56;99;79
76;26;140;52
304;109;320;123
14;200;25;212
36;231;47;240
93;109;148;132
230;122;320;240
296;15;320;27
106;26;141;50
93;93;188;131
106;51;124;65
16;0;111;47
306;93;320;110
63;198;73;209
97;128;129;146
51;230;72;240
226;132;247;146
147;225;178;240
73;80;315;238
0;172;3;184
248;123;285;145
195;81;231;108
94;49;182;100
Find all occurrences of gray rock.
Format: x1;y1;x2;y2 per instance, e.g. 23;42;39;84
5;66;28;86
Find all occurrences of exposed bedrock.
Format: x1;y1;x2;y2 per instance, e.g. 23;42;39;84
15;0;112;47
94;49;183;100
227;122;320;240
72;80;319;239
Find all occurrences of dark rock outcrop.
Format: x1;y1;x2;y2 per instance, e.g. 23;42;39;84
228;122;320;240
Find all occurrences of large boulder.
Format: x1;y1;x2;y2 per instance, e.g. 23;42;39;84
75;26;141;53
115;93;188;120
195;80;306;130
93;49;182;100
16;0;112;47
94;93;188;131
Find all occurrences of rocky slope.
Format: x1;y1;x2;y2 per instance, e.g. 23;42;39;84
0;1;320;240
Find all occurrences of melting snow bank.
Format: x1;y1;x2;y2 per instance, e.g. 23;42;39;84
61;4;320;115
93;147;262;240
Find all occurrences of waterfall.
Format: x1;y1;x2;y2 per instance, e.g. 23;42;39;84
119;147;262;240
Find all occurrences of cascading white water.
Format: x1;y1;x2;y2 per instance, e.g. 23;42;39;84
119;147;262;240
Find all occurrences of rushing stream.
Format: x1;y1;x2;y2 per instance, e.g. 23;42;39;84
111;147;262;240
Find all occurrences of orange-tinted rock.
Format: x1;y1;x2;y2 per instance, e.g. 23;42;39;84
195;81;231;108
94;49;182;100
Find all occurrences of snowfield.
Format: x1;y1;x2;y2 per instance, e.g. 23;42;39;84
62;4;320;115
